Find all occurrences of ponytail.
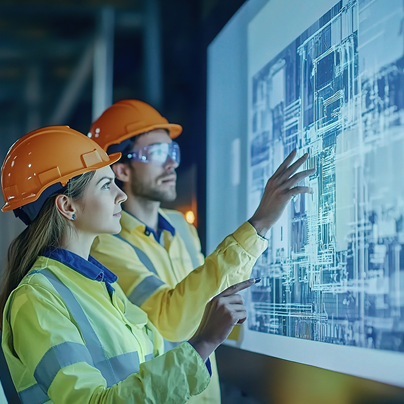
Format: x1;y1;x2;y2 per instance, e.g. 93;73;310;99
0;171;95;328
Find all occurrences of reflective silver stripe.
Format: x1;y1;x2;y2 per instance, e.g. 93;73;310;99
18;350;142;403
164;340;181;352
100;351;140;383
34;341;94;393
114;234;159;275
128;276;165;307
38;269;118;387
13;268;147;401
165;212;201;269
18;382;49;404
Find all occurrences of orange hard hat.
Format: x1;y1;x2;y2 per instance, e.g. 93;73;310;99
88;100;183;153
1;125;121;213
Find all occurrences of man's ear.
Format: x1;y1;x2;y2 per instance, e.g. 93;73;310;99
55;194;75;221
112;163;131;183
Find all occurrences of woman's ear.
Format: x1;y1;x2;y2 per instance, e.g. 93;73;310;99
112;163;131;183
55;194;76;221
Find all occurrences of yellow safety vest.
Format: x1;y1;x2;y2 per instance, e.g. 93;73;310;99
91;209;268;404
2;251;211;404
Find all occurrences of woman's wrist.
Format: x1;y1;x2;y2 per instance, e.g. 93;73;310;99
188;337;217;362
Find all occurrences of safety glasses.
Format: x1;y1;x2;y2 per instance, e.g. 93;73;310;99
126;142;181;166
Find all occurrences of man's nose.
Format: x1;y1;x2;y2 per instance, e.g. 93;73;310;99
164;156;179;169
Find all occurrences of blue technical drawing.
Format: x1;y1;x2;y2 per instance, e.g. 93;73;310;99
248;0;404;352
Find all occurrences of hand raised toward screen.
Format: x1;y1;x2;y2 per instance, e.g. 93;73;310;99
249;149;315;237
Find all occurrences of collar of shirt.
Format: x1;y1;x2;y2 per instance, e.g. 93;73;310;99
122;210;175;243
41;247;117;295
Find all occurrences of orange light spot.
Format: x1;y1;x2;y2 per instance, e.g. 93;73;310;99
185;210;195;224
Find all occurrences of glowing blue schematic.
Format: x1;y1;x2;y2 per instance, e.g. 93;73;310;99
248;0;404;354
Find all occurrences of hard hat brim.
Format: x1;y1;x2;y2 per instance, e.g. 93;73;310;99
1;152;121;213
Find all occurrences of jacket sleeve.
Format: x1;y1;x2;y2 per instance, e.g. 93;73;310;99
2;284;210;404
91;221;268;341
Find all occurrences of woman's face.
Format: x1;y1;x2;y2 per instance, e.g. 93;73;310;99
73;165;127;236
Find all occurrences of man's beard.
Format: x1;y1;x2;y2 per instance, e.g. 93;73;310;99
130;168;177;203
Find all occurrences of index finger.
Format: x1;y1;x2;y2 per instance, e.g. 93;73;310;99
218;278;261;297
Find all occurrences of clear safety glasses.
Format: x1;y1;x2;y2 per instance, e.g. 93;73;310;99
126;142;181;166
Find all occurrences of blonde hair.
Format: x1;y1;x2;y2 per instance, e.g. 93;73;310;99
0;171;95;328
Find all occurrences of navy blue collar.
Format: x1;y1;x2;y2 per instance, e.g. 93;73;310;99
154;213;175;238
127;210;175;241
41;248;117;294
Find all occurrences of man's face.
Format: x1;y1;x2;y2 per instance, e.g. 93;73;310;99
127;129;178;202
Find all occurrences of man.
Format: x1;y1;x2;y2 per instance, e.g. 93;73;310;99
89;99;313;403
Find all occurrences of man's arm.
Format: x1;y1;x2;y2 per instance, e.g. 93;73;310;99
91;222;267;342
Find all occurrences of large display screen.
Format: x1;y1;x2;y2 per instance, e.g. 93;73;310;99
207;0;404;387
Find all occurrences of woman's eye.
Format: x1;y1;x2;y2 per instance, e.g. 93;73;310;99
102;182;111;190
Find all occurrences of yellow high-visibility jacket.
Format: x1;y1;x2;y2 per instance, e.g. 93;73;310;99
1;249;211;404
91;209;268;404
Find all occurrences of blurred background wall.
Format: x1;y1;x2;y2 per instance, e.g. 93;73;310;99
0;0;244;263
0;1;403;403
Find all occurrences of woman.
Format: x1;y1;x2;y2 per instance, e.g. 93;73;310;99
0;126;257;404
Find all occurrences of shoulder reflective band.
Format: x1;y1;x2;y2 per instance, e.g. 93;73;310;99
112;234;186;353
114;234;159;276
38;269;117;385
165;212;201;269
113;233;186;353
128;275;165;307
114;234;165;306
